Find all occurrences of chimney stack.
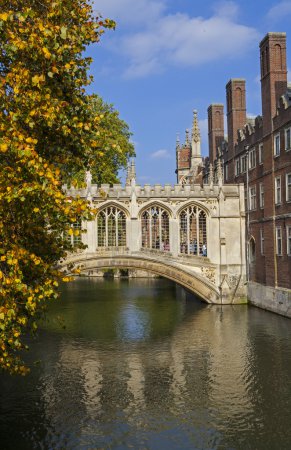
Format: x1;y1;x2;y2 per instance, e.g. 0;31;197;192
207;104;224;164
226;79;247;156
260;32;287;135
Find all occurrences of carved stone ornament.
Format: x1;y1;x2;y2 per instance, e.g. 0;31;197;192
201;267;216;284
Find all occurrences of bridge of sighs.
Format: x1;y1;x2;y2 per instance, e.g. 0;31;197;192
62;167;247;305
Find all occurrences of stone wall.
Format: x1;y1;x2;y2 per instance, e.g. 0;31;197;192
248;281;291;318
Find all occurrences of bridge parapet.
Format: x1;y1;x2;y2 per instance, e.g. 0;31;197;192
65;182;243;202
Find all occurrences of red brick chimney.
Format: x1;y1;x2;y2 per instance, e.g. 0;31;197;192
260;32;287;135
226;79;247;157
207;104;224;164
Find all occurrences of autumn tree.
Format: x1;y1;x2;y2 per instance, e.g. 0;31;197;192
0;1;131;374
68;94;135;185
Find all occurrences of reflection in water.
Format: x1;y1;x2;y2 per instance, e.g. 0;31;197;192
0;278;291;450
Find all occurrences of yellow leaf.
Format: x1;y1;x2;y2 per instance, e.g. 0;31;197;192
0;13;8;21
0;143;8;152
62;277;70;282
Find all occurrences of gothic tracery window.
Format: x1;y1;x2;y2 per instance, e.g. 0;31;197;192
66;220;82;247
141;206;170;251
179;205;207;256
97;206;126;247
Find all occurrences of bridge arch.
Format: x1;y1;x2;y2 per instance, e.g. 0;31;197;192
61;254;220;304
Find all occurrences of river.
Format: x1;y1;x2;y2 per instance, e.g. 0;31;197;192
0;278;291;449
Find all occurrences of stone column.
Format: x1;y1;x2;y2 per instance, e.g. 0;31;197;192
128;218;140;252
170;218;179;257
85;219;96;252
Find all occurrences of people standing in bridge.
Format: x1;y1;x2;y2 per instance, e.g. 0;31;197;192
164;241;170;251
202;243;207;257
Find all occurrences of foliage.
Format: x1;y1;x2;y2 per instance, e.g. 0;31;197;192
68;94;135;185
0;0;124;374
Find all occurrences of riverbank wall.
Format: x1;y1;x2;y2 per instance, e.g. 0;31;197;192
248;282;291;319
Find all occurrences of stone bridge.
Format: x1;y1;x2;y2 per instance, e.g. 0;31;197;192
62;173;247;305
61;249;246;305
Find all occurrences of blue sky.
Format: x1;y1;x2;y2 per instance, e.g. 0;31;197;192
90;0;291;185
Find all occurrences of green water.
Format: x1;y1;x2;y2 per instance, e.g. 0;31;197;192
0;278;291;449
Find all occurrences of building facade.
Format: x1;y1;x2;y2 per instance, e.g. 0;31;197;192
204;32;291;316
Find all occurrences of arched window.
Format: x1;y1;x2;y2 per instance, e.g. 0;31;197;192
141;206;170;251
66;220;82;247
179;205;207;256
97;206;126;247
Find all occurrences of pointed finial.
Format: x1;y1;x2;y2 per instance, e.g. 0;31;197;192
85;169;92;200
185;129;190;145
176;132;180;149
192;109;200;144
131;158;136;181
209;163;214;188
217;159;223;187
125;160;131;186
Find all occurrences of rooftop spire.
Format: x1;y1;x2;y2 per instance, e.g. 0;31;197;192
192;110;200;144
125;160;131;186
191;109;202;160
185;129;190;145
176;132;180;150
130;158;136;181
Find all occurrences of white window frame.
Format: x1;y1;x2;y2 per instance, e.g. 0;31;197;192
235;158;240;177
259;182;264;208
258;143;263;164
285;127;291;151
286;173;291;202
274;133;280;157
240;155;247;173
276;227;282;256
287;226;291;256
275;176;281;204
260;228;264;255
249;186;256;211
249;148;256;169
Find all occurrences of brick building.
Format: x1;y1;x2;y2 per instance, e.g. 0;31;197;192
205;32;291;315
176;110;204;185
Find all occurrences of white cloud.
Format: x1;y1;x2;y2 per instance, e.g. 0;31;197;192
94;0;166;26
212;1;239;19
266;1;291;21
150;149;171;159
117;7;259;78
